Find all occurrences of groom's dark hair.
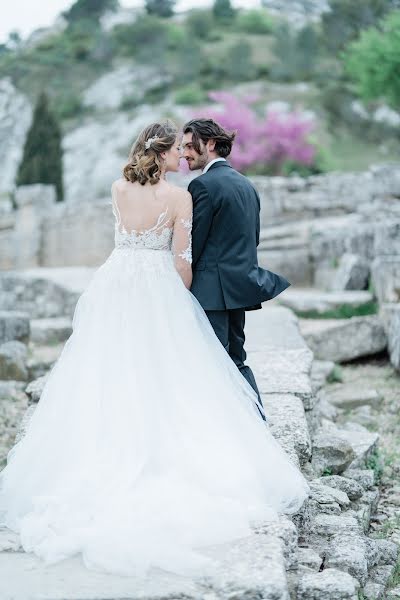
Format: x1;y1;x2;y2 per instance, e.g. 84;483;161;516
183;119;236;158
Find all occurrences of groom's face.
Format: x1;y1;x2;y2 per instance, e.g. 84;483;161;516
181;132;209;171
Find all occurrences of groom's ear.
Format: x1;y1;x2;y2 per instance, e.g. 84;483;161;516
207;139;216;152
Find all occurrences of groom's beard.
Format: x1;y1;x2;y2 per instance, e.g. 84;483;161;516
186;152;208;171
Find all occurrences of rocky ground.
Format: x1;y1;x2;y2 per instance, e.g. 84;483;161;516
0;269;399;599
324;356;400;598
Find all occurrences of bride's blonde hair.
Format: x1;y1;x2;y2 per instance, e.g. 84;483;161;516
123;120;178;186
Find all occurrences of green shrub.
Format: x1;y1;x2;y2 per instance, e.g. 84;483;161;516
166;23;186;49
224;40;256;81
270;23;320;81
174;84;205;105
63;0;117;23
185;9;215;40
145;0;175;18
235;9;273;34
343;10;400;110
212;0;236;23
321;0;392;52
112;14;168;58
56;93;85;119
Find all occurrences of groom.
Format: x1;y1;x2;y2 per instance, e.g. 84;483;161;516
182;118;290;421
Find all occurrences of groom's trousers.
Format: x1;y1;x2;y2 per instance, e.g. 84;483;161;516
205;308;266;421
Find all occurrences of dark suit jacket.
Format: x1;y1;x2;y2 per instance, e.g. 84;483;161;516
188;161;290;311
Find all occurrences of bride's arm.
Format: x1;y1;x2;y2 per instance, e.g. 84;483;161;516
172;190;193;289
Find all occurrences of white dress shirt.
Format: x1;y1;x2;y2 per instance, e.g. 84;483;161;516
202;158;226;174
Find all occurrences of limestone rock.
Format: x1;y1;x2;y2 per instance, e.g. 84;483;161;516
30;317;72;345
278;289;374;316
317;394;338;421
297;567;360;599
0;341;28;380
25;373;49;403
369;564;395;586
301;316;387;362
263;393;312;466
316;475;364;501
297;547;322;571
331;253;370;291
249;347;314;409
0;78;32;199
342;469;375;490
366;537;399;568
363;580;385;599
311;429;356;475
0;311;30;344
14;404;36;444
310;360;336;392
27;343;63;380
388;305;400;371
374;221;400;256
0;528;21;552
334;423;379;469
310;513;362;538
325;532;368;584
324;385;383;409
309;481;350;509
371;256;400;303
0;268;92;318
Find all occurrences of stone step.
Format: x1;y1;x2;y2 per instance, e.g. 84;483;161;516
300;315;387;362
0;523;290;600
30;317;72;345
278;289;375;317
0;311;30;345
324;385;383;409
0;268;94;319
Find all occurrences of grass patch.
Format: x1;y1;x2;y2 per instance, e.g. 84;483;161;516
389;554;400;588
327;364;343;383
321;467;333;476
365;448;384;485
373;513;400;540
295;301;378;320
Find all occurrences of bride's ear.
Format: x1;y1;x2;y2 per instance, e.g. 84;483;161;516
160;151;167;160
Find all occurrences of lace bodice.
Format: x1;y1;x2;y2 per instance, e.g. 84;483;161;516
113;208;174;251
110;181;193;274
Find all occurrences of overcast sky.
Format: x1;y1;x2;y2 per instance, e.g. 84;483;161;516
1;0;261;43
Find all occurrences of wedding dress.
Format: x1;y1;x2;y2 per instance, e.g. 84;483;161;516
0;181;310;577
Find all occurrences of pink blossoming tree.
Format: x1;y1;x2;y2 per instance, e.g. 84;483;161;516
191;91;316;175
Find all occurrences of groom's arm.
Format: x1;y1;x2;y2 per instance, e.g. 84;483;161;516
188;178;213;268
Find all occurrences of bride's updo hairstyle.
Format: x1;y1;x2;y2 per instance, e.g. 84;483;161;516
123;120;178;186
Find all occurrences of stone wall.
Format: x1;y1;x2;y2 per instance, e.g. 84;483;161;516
1;164;399;278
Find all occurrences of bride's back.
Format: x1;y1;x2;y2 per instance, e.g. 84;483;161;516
111;178;176;235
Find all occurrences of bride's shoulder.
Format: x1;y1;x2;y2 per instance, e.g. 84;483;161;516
163;181;192;203
111;178;128;192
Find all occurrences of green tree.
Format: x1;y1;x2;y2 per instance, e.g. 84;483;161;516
321;0;394;52
64;0;118;23
185;9;214;40
17;92;64;201
225;40;255;81
145;0;175;18
213;0;236;23
343;10;400;109
271;23;319;81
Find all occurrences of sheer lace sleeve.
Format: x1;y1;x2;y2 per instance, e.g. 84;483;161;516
172;191;193;289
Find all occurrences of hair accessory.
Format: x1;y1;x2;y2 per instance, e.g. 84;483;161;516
145;135;160;150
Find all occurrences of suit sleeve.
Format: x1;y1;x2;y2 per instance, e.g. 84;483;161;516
188;178;213;268
255;189;261;247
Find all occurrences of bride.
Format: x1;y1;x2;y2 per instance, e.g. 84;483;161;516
0;120;309;577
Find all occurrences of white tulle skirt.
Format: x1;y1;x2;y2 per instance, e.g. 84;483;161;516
0;248;309;577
